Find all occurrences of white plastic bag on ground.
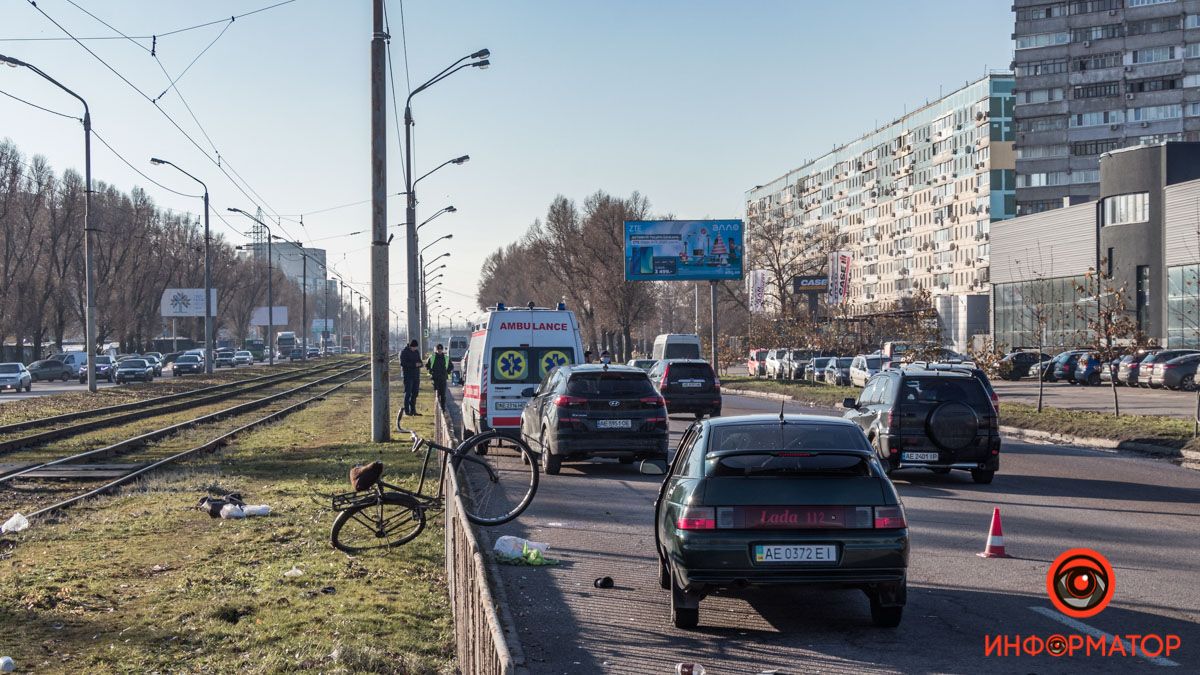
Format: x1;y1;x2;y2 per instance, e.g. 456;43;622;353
0;655;15;672
1;513;29;534
493;535;549;559
284;566;304;578
219;504;245;519
242;504;271;517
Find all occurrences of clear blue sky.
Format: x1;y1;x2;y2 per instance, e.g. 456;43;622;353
0;0;1014;322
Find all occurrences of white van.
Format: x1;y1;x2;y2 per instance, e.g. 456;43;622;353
651;333;702;361
462;303;584;438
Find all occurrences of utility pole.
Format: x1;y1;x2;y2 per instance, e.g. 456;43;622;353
370;0;390;441
301;251;308;361
268;235;274;366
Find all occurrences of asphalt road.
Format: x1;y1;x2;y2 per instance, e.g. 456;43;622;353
488;393;1200;674
0;362;275;403
994;378;1200;420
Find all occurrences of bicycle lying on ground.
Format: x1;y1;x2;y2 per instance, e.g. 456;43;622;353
330;413;539;553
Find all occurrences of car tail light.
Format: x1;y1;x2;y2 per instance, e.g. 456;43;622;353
659;365;670;391
713;377;721;392
640;395;666;408
675;507;715;530
886;410;899;433
873;506;906;529
554;395;587;408
990;391;999;408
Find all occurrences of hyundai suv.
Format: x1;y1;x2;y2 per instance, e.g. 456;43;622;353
520;364;668;475
647;359;721;420
841;367;1000;484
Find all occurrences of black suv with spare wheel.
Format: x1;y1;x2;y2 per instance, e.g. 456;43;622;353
519;364;669;475
840;366;999;484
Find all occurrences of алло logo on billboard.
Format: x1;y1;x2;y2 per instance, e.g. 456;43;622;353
984;547;1182;660
1047;548;1114;619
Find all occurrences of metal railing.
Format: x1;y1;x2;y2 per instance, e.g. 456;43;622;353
437;401;529;675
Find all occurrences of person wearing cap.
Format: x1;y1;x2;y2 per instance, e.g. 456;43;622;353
426;343;451;408
400;339;422;415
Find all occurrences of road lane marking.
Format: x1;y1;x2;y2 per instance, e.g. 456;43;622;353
1028;606;1180;666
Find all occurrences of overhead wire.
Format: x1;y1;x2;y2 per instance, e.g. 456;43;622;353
0;87;78;120
24;0;305;246
0;1;299;43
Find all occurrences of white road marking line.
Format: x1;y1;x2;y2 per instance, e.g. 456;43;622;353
1028;606;1180;667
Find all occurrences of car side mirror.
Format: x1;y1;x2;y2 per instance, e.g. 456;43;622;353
639;459;666;476
842;397;858;409
521;386;536;397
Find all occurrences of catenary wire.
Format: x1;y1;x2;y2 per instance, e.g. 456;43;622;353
0;1;299;43
25;0;304;245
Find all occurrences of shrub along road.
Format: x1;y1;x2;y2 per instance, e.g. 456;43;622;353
487;391;1200;673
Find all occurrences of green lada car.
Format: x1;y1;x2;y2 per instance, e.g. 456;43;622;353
653;415;909;629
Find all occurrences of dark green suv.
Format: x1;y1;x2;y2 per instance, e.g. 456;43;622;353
841;367;1000;484
654;415;909;629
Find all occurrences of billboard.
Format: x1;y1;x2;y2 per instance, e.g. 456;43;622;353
160;288;217;318
312;319;335;333
250;306;289;326
793;275;829;294
827;252;853;306
624;219;744;281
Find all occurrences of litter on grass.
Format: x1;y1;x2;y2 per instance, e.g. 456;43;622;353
1;513;29;534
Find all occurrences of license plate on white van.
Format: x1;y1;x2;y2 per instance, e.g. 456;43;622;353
596;419;632;429
494;401;526;410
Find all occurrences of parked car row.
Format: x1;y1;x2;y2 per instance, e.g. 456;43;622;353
1012;347;1200;391
747;349;864;386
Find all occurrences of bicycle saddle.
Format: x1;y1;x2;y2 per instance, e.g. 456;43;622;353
350;460;384;491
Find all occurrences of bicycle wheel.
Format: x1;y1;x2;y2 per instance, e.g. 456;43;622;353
450;431;539;525
331;492;426;553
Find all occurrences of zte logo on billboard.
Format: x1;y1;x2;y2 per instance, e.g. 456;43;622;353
498;322;568;331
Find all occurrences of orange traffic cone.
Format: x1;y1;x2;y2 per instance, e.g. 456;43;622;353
977;507;1012;558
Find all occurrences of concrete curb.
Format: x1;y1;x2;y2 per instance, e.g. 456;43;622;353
725;386;1193;461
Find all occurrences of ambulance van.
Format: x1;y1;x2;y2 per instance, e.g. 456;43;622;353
462;303;584;438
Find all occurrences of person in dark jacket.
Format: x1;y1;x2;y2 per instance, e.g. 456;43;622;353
400;339;422;415
426;343;451;408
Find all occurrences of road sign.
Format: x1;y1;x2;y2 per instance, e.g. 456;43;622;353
160;288;217;317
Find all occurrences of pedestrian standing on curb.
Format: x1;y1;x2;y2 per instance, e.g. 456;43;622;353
401;339;422;416
584;350;594;364
426;343;451;409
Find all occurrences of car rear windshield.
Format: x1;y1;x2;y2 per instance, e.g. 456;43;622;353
566;372;655;396
664;343;700;359
866;357;882;368
710;452;870;477
0;364;19;374
666;363;714;381
813;357;833;368
754;352;767;361
709;424;870;456
898;376;989;407
835;358;853;367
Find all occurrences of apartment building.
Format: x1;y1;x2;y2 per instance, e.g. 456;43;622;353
1013;0;1200;216
745;74;1016;350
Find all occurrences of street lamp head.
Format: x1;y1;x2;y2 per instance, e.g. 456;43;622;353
474;59;490;70
451;155;470;165
445;234;454;240
471;48;490;60
149;157;167;165
227;207;244;214
446;206;457;213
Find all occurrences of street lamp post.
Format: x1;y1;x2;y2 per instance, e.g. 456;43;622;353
228;208;274;365
2;54;99;391
404;49;488;357
150;157;213;373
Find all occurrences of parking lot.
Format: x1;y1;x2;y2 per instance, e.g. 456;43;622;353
0;359;282;404
994;379;1199;420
